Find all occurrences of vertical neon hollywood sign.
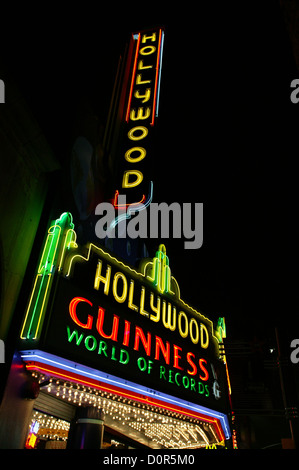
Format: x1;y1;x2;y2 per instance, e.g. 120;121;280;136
113;28;164;214
125;29;164;125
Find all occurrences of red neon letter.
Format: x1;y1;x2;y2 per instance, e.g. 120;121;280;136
122;320;131;347
186;352;197;376
134;326;151;356
69;297;93;329
154;336;170;365
96;307;119;342
173;345;184;371
198;358;209;381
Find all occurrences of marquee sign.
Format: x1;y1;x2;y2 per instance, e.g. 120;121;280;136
19;213;230;417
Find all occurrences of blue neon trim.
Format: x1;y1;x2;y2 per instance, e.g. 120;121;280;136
109;181;154;230
20;348;231;439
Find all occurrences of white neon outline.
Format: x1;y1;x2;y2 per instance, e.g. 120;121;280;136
109;180;154;230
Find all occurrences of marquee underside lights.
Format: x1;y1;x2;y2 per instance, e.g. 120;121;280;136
22;349;230;445
28;412;70;443
29;389;220;449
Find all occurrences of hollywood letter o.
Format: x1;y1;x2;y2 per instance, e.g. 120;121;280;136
178;311;188;339
69;297;93;329
128;126;148;141
139;45;156;55
190;318;199;345
200;324;209;349
125;147;146;163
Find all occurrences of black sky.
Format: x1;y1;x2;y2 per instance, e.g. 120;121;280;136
1;3;299;343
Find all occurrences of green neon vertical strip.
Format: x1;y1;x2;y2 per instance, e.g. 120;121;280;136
58;228;77;272
161;251;167;293
164;265;170;294
153;257;160;289
33;274;52;339
24;224;61;339
20;212;75;341
26;274;46;339
151;246;171;294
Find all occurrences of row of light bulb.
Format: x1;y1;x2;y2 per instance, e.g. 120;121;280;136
128;419;206;447
31;372;217;448
33;374;201;422
29;411;70;441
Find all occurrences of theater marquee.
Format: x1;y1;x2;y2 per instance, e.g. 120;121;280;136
19;212;231;442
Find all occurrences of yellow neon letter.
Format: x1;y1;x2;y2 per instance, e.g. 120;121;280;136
128;126;148;141
136;74;151;85
128;280;138;312
142;32;156;43
125;147;146;163
190;318;199;345
200;323;209;349
94;261;111;295
149;292;160;322
178;311;188;339
122;170;143;188
162;301;176;331
138;60;153;70
139;45;156;55
134;88;151;103
112;272;128;303
140;286;149;317
130;107;151;121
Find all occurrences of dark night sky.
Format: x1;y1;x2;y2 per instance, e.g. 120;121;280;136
1;3;299;344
